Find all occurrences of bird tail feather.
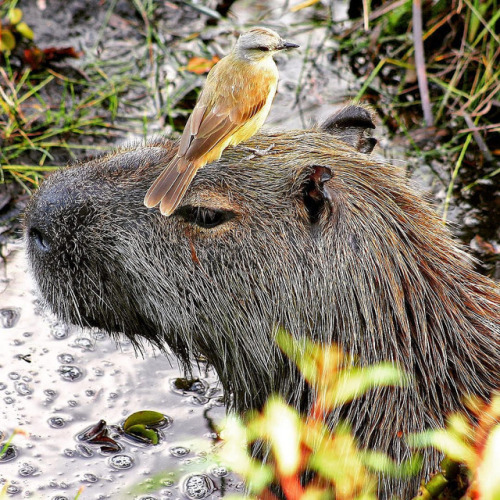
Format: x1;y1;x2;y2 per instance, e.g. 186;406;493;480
144;156;196;216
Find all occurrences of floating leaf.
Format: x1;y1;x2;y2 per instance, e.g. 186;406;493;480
125;424;159;445
123;410;165;430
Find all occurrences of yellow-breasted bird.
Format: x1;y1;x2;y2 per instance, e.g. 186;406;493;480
144;27;299;216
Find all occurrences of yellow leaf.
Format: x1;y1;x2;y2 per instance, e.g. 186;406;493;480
8;8;23;24
264;398;301;476
16;22;34;40
182;56;220;74
0;30;16;52
476;424;500;500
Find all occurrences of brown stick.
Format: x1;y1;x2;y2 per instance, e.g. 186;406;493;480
412;0;434;127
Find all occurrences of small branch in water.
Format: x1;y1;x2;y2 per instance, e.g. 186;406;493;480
412;0;434;127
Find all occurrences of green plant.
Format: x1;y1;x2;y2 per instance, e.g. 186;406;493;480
216;331;421;499
409;395;500;499
0;5;34;54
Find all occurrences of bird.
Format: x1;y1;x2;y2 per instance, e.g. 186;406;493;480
144;27;299;216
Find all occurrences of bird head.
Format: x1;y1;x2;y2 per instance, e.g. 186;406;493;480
234;27;299;61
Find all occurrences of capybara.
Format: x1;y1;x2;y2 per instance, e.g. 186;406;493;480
24;106;500;498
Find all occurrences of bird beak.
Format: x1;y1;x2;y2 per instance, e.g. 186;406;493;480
276;40;300;51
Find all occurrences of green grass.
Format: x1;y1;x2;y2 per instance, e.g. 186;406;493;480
335;0;499;220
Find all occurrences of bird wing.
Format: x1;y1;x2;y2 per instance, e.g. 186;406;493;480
175;67;274;170
144;62;276;213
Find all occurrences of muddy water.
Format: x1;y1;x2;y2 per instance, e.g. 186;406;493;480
0;243;242;499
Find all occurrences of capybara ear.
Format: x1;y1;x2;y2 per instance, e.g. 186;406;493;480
320;104;377;154
302;165;334;224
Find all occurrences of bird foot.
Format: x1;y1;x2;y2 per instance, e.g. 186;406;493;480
242;143;275;160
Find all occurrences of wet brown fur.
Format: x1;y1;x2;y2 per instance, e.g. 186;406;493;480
24;113;500;498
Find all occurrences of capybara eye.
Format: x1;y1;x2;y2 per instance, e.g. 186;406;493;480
174;205;235;229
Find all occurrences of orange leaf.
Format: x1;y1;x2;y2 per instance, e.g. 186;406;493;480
183;56;220;74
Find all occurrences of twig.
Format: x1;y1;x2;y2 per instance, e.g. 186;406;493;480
412;0;434;127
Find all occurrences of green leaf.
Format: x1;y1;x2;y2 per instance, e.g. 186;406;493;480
263;398;301;475
408;430;475;465
123;410;165;431
477;424;500;499
7;8;23;25
323;364;406;408
361;450;423;477
0;30;16;52
16;22;34;41
125;424;159;444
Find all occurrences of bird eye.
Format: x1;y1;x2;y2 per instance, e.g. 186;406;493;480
255;46;270;51
174;205;235;229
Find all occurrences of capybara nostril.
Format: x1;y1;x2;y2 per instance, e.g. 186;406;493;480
28;227;52;253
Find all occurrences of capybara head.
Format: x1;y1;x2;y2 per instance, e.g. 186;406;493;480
24;106;500;498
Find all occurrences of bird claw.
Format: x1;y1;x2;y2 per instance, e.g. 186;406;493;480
242;143;275;160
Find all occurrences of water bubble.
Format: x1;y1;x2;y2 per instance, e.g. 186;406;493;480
57;354;74;364
19;463;37;476
4;396;15;404
0;382;6;390
83;473;98;483
22;332;33;338
8;372;20;380
51;323;70;340
75;338;94;351
85;390;95;397
44;389;57;397
189;395;209;406
48;417;66;428
6;484;20;494
75;444;94;458
210;465;229;478
108;454;134;470
93;331;106;341
15;382;33;396
161;479;174;487
169;446;190;458
68;400;78;407
181;474;215;499
51;497;69;500
58;365;83;382
0;308;21;328
63;449;75;457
